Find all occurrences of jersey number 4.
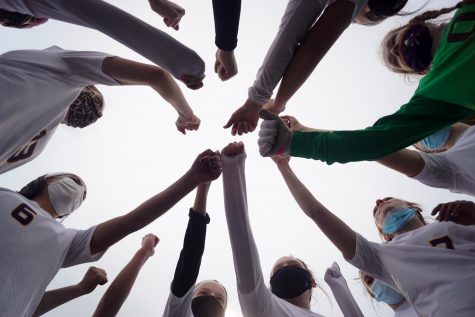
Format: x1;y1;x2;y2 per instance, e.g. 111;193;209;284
11;204;37;226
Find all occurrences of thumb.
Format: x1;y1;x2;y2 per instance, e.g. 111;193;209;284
259;109;280;121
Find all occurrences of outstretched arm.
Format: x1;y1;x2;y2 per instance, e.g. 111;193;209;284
90;149;222;255
324;262;364;317
102;57;200;134
273;155;356;260
377;149;425;177
34;267;107;316
92;234;159;317
171;183;212;297
274;0;354;107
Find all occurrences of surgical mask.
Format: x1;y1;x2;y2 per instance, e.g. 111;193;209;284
64;89;103;128
383;206;416;234
48;178;86;217
270;266;312;299
370;280;404;305
191;295;225;317
418;126;451;151
400;23;433;73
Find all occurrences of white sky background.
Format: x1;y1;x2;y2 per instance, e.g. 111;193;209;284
0;0;466;316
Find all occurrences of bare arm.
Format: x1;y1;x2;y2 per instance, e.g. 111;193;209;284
102;57;199;134
274;0;354;106
274;156;356;260
90;149;222;255
92;234;159;317
34;267;107;316
377;149;425;177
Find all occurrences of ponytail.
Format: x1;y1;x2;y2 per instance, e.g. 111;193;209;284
409;2;463;24
18;175;47;200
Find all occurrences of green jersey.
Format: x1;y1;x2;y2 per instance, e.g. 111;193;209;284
291;3;475;164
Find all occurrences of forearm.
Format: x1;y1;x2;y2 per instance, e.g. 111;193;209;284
274;1;353;106
377;149;425;177
212;0;241;51
222;154;263;293
326;276;364;317
34;286;88;316
171;211;208;297
248;0;323;105
91;171;198;254
193;184;210;215
277;163;356;259
92;249;151;317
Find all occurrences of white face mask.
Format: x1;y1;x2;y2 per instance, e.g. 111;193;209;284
47;178;86;217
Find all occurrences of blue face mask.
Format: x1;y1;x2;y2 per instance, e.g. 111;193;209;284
419;126;451;150
383;206;416;234
370;280;404;305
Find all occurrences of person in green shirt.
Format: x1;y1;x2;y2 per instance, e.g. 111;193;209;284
258;1;475;165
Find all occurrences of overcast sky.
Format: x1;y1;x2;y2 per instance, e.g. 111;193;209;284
0;0;465;316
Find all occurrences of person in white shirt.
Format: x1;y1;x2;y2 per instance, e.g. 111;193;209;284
221;142;326;317
34;234;159;317
272;153;475;317
224;0;409;135
0;46;200;175
163;182;227;317
0;0;204;89
0;149;222;317
359;271;418;317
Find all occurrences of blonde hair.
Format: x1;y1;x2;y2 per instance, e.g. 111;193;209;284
381;2;464;75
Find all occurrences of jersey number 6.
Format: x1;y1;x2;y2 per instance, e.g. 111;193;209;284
11;204;37;226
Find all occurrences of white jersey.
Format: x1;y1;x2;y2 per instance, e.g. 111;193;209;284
162;286;194;317
412;125;475;196
0;46;119;174
222;153;324;317
395;301;418;317
0;0;204;79
348;222;475;317
248;0;367;105
0;188;103;317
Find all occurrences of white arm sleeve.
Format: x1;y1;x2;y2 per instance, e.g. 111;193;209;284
222;153;266;294
162;287;193;317
248;0;323;105
17;0;205;80
62;226;105;268
324;265;364;317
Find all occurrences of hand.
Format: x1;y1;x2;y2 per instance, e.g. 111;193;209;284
149;0;185;30
141;233;160;257
432;200;475;225
222;141;245;157
180;74;204;90
214;49;238;81
223;99;262;135
257;109;293;157
271;154;290;166
189;149;223;184
77;267;108;294
176;113;200;134
262;99;286;115
280;115;309;132
324;262;341;283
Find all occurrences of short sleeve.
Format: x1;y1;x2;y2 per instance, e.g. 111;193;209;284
412;153;454;190
347;234;388;282
162;286;193;317
62;226;105;268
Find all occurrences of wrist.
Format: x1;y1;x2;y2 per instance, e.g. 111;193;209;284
245;98;263;111
75;283;91;295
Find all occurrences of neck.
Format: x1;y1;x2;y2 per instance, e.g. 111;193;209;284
444;123;470;150
393;218;424;238
33;194;57;218
389;298;407;311
285;294;310;310
429;22;448;57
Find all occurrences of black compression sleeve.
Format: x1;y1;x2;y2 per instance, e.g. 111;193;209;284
212;0;241;50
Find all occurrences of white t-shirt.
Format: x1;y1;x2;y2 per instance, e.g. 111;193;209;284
348;222;475;317
222;153;324;317
162;286;194;317
0;0;205;79
0;46;119;174
0;188;103;317
395;301;418;317
413;125;475;196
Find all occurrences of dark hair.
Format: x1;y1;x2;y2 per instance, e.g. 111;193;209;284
0;9;32;27
18;175;47;200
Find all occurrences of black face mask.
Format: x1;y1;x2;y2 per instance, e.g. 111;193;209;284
399;23;433;73
270;266;312;299
191;295;225;317
65;90;103;128
368;0;408;17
